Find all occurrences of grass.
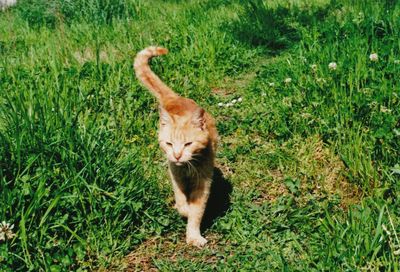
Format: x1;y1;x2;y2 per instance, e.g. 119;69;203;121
0;0;399;270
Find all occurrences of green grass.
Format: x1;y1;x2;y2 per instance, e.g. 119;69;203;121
0;0;399;271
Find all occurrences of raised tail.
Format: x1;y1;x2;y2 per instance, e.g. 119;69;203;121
134;46;177;103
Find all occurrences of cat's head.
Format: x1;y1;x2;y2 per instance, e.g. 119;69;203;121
158;107;209;165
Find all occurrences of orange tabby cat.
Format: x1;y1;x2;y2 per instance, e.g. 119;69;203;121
134;46;218;247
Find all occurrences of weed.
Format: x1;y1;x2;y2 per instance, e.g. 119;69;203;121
0;0;399;270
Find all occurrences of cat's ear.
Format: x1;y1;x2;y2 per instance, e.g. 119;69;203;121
159;107;172;126
192;107;205;129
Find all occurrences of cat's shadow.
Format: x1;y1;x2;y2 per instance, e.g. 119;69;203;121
201;167;232;232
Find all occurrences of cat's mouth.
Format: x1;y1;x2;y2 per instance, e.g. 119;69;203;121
173;159;191;166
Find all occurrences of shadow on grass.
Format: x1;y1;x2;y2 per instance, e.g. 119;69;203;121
226;0;334;54
201;167;232;232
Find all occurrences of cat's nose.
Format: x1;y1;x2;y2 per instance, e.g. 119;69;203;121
173;152;182;161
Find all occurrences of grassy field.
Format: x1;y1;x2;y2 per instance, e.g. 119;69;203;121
0;0;399;270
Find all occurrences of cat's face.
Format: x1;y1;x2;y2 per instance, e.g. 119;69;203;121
158;108;209;165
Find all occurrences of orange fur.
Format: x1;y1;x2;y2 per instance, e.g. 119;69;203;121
134;46;218;247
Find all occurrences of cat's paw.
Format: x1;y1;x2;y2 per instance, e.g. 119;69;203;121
174;204;189;217
186;235;208;247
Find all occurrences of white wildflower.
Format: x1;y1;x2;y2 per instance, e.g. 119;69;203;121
328;62;337;71
0;221;16;241
238;97;243;102
284;78;292;84
301;113;312;119
231;99;237;104
217;102;224;107
225;103;233;107
369;53;378;62
311;64;317;71
369;101;378;109
380;106;392;113
261;92;266;96
268;82;275;87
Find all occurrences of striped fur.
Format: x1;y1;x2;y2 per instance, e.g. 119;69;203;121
134;46;218;247
134;46;177;104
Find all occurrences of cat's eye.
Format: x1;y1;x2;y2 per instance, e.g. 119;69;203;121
166;142;173;146
184;142;193;147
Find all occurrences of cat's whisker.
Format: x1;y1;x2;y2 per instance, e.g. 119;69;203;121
190;154;203;164
189;160;201;179
187;160;198;178
185;161;193;175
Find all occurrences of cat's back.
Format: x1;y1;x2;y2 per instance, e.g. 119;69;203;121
163;96;198;116
205;111;218;151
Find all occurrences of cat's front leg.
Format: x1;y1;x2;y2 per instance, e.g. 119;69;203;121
170;172;189;217
186;179;211;247
174;193;189;218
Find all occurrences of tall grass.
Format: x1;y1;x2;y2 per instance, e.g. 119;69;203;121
0;0;399;270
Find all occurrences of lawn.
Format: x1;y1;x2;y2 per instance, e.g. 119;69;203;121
0;0;399;271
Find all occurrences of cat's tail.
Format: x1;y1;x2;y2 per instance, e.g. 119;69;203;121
134;46;178;103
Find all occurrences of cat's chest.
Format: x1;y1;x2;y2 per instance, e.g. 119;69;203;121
173;166;197;180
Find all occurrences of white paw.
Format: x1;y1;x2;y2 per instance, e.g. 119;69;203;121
186;235;208;247
174;204;189;217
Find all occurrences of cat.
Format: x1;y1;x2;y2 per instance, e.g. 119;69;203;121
134;46;218;247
